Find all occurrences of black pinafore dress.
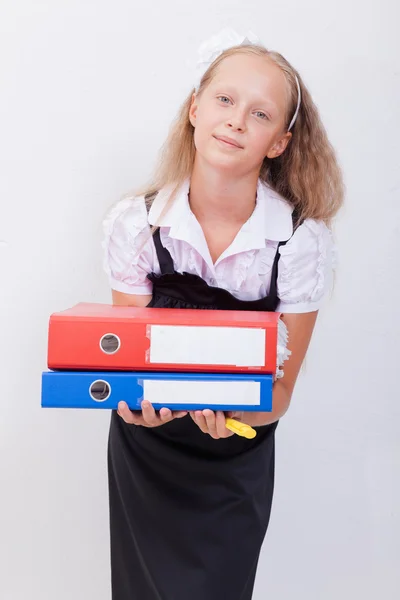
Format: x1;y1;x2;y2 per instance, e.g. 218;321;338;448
107;214;297;600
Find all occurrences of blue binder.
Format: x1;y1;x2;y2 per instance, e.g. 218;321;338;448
41;371;273;412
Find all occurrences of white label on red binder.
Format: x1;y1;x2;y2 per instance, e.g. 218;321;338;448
142;380;261;406
148;325;266;366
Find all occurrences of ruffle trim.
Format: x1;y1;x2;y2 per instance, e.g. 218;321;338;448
233;250;256;290
276;317;291;379
101;195;150;283
309;220;327;302
277;219;335;305
257;243;277;286
228;245;276;293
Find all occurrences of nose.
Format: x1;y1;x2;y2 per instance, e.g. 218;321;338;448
226;107;246;132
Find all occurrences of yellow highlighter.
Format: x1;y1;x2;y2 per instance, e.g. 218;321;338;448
225;418;257;439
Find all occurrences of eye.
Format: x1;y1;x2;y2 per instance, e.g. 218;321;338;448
217;96;232;104
255;111;268;120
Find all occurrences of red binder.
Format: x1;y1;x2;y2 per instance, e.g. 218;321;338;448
47;303;279;373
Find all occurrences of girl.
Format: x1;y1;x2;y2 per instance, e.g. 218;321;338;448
102;28;344;600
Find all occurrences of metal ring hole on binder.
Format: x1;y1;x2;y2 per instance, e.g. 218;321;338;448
100;333;121;354
89;380;111;402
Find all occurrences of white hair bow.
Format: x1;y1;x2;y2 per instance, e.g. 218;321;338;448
193;27;261;92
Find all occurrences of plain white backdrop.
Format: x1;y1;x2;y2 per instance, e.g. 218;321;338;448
1;1;399;599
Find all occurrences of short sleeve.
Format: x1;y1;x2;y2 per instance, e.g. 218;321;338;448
102;195;155;295
276;218;337;313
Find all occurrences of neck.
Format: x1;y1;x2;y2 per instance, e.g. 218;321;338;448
188;155;260;225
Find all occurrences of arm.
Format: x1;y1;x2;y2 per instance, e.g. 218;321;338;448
191;311;319;438
111;289;152;307
243;310;319;427
243;219;335;428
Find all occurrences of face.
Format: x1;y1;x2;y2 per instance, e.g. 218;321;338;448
189;53;293;176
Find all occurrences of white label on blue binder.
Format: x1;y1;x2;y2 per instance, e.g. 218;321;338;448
149;326;266;366
143;380;261;405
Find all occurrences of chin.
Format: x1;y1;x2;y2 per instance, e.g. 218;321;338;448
200;148;245;172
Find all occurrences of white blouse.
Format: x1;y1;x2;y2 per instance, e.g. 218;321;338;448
102;179;336;314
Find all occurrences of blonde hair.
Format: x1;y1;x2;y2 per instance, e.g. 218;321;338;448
136;44;345;227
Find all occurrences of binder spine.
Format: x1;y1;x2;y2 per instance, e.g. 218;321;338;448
41;371;273;412
47;312;277;374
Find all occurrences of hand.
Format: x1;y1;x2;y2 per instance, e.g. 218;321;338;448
117;400;187;427
189;410;245;439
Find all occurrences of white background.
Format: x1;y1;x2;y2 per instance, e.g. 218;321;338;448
1;1;399;599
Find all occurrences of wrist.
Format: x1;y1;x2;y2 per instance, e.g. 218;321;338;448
243;381;292;427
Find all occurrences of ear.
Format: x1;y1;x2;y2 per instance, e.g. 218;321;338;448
266;131;292;159
189;93;198;127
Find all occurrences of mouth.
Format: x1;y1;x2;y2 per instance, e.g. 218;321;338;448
213;135;243;149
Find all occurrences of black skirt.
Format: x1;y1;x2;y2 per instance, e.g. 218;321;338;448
108;412;277;600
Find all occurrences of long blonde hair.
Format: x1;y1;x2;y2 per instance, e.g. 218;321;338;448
135;44;345;226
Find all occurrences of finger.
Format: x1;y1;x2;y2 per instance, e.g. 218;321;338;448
216;410;232;438
117;401;142;425
193;410;208;434
172;411;188;419
159;408;187;422
226;410;243;420
141;400;159;426
159;407;172;422
203;409;219;439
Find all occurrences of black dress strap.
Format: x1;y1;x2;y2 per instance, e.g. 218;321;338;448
152;228;175;275
268;206;303;298
144;192;176;275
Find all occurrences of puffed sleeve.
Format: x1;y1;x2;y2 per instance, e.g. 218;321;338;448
102;195;156;295
276;219;337;313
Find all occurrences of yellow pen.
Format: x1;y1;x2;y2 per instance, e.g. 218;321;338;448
225;418;257;439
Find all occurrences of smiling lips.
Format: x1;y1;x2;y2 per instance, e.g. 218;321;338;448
214;135;243;149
